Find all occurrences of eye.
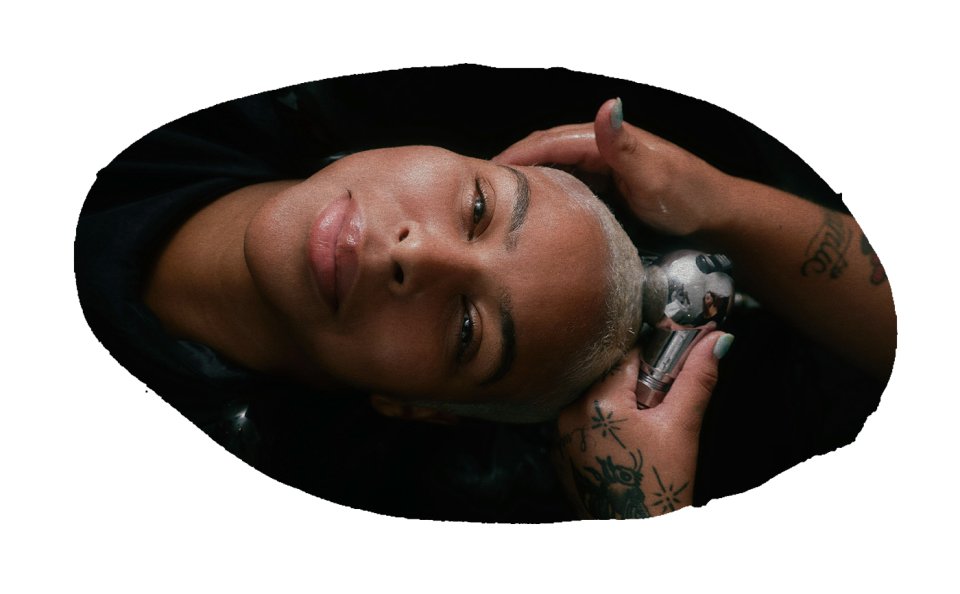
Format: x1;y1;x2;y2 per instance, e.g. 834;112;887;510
468;175;493;239
457;297;480;365
473;184;486;225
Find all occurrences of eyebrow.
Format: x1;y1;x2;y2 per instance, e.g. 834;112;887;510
474;165;529;388
478;293;517;388
498;165;530;251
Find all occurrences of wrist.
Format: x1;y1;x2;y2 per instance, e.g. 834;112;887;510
687;168;753;247
695;163;741;232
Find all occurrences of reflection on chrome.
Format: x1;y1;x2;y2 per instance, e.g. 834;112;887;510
636;250;734;409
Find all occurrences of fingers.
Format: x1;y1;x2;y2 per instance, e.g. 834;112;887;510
496;100;632;169
493;124;610;173
593;98;639;170
657;331;733;432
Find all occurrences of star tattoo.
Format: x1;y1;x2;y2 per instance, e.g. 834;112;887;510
590;400;628;449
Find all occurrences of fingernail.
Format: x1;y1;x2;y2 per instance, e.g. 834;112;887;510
713;333;735;360
610;98;623;131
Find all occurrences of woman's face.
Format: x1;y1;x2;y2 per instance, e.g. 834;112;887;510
244;147;610;404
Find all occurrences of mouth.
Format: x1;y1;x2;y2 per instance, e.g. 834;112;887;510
334;199;361;310
306;192;362;313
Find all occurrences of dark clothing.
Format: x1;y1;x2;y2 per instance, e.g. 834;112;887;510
75;86;350;411
75;83;399;502
75;66;884;521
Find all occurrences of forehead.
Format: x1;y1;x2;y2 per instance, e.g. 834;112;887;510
482;163;611;398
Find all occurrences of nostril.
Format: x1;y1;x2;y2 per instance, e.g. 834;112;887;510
394;263;404;285
398;229;408;242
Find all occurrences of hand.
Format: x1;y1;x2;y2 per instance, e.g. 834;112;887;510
495;99;726;236
553;331;730;519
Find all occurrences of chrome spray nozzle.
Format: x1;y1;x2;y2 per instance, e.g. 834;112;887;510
636;250;734;409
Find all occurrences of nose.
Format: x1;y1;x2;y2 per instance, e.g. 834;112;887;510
388;223;480;296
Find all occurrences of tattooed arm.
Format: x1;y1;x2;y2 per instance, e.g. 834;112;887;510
690;176;895;380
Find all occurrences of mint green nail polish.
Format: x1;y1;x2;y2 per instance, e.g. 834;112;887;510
610;98;623;130
713;333;735;360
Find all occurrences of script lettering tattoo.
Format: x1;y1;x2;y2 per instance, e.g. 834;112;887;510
559;401;690;520
801;209;852;279
557;426;588;457
860;234;888;285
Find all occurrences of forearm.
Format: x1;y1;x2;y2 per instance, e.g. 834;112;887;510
693;172;896;380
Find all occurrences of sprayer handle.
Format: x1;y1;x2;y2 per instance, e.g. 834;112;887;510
635;327;711;408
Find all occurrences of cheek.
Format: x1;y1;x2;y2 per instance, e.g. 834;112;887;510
326;306;446;387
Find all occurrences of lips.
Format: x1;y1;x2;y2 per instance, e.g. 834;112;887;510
306;193;361;312
334;202;361;309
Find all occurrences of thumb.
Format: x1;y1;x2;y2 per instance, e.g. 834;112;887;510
658;332;734;431
594;98;639;171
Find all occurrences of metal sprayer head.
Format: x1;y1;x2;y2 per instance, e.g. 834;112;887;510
636;250;734;409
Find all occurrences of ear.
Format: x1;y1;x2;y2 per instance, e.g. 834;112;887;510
369;395;461;426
